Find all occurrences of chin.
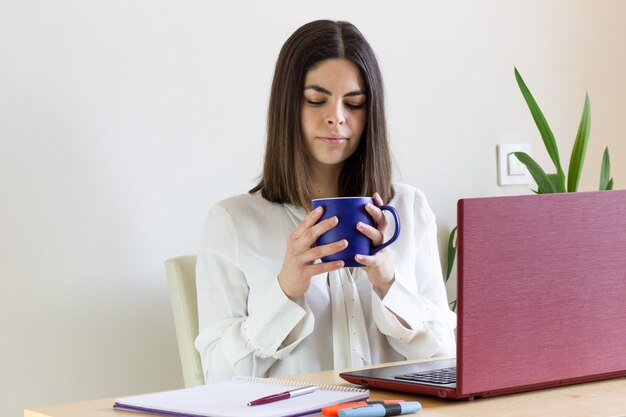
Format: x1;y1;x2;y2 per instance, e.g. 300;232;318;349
307;146;358;168
318;154;352;166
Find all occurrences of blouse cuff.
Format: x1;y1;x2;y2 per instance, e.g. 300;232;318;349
371;276;429;339
241;277;314;359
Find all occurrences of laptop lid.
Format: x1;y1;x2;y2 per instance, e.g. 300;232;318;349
340;190;626;399
457;189;626;396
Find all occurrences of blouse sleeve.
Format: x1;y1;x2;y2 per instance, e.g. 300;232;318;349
194;204;315;382
370;188;457;358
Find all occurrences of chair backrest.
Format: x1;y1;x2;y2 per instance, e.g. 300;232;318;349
165;255;204;387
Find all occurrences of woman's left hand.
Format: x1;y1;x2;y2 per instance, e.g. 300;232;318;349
355;192;396;297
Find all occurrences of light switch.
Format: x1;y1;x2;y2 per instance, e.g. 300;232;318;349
507;152;526;176
497;143;531;185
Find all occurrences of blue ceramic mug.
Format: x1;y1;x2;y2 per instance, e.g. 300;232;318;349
311;197;401;268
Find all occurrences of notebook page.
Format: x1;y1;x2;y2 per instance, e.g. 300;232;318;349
114;379;369;417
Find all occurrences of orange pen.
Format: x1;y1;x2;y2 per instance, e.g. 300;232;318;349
322;400;405;416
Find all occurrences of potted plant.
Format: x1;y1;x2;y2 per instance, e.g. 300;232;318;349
511;67;613;193
444;68;615;311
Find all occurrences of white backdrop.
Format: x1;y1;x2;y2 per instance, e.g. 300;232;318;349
1;1;625;416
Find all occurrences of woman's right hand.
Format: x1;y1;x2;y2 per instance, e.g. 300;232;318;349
278;206;347;301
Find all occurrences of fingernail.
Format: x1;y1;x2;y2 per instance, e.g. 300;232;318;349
357;222;363;229
314;206;322;212
342;239;348;247
337;261;345;268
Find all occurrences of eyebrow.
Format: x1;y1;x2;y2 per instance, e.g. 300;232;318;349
303;85;366;97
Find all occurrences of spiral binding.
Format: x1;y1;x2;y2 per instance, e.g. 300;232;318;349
232;375;368;393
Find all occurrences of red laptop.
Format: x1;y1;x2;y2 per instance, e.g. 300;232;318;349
340;190;626;400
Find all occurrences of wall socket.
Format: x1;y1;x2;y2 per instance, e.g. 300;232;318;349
497;143;532;185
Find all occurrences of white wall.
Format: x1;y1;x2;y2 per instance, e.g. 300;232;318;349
1;1;625;416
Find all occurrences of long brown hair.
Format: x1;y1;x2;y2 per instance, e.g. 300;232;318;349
250;20;394;209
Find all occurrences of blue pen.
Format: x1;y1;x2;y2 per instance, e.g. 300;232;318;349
338;402;422;417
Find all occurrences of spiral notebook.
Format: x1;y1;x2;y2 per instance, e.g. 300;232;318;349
113;376;369;417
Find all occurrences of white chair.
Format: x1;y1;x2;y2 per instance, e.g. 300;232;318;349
165;255;204;387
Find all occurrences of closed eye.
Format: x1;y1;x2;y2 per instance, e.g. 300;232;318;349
345;102;365;110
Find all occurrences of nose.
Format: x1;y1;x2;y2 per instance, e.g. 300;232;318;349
325;101;345;126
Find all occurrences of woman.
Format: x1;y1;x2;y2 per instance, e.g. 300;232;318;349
195;20;456;383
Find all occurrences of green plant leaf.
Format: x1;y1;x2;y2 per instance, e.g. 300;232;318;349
449;300;457;312
607;178;614;190
445;227;457;282
547;174;562;194
512;152;558;193
567;94;591;192
600;146;612;190
515;67;566;192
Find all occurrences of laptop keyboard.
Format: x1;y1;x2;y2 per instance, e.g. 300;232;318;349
395;367;457;385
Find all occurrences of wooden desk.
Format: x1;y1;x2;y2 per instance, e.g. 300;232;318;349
25;365;626;417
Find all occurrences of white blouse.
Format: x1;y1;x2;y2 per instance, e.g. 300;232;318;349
195;183;456;382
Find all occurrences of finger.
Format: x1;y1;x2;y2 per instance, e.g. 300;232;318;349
373;192;384;206
357;221;384;245
365;203;387;231
309;215;340;241
305;259;345;276
292;205;325;239
354;253;377;266
294;216;339;255
301;239;348;264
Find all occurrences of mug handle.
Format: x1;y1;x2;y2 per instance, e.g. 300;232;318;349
371;205;401;254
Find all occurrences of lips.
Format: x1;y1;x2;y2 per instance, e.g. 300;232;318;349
319;136;348;145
